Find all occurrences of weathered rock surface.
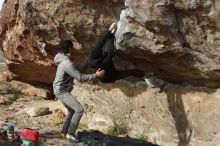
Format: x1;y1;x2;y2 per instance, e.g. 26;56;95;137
1;0;220;146
0;96;8;104
115;0;220;87
72;80;220;146
0;71;219;146
1;0;220;87
52;109;66;126
0;72;53;99
0;0;123;84
25;106;50;117
22;86;53;99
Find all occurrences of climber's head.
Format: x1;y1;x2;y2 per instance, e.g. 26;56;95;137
60;40;73;54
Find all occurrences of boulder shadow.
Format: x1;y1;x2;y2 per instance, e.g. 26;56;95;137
152;80;217;146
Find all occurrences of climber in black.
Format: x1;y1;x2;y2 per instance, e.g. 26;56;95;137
82;22;145;83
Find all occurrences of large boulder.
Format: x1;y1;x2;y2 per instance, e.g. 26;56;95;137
115;0;220;87
1;0;220;146
72;80;220;146
0;0;123;84
0;0;220;87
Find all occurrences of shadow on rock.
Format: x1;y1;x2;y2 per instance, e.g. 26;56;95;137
165;84;216;146
146;76;217;146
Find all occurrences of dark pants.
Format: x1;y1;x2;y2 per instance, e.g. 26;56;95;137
87;31;144;83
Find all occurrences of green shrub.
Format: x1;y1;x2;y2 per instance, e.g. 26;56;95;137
6;90;23;104
106;118;127;136
135;131;147;141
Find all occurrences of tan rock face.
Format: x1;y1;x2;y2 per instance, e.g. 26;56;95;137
115;0;220;87
0;0;123;84
25;106;50;117
1;1;220;146
0;96;8;104
1;0;220;87
72;81;220;146
51;109;66;126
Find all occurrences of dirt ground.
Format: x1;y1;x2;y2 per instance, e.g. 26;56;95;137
0;95;87;146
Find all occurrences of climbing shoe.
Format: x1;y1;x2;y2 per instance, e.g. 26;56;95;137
66;134;79;143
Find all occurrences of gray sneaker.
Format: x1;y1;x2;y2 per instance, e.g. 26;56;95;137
66;134;79;143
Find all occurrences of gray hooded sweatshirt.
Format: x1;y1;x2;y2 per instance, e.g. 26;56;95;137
53;53;96;95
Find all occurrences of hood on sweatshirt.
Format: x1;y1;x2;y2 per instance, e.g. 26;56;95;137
54;53;69;65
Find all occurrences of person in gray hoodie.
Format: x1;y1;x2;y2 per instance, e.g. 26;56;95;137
53;40;104;142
